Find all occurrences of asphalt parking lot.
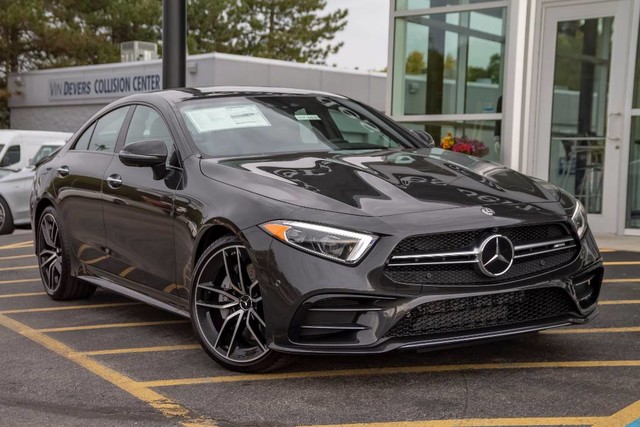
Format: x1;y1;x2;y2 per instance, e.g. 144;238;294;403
0;230;639;427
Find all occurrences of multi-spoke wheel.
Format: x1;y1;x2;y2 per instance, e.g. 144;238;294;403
190;235;290;372
0;197;14;235
36;206;95;300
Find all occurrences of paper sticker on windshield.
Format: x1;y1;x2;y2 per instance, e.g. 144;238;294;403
295;114;321;121
185;104;271;132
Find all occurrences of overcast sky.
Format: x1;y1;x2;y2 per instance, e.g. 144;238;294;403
325;0;390;71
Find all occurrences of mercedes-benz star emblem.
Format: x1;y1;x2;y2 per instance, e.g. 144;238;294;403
481;207;495;216
477;235;514;277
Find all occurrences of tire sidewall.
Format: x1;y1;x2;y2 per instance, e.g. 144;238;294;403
36;206;75;299
0;197;14;235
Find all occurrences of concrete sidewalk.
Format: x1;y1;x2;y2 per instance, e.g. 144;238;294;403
595;233;640;252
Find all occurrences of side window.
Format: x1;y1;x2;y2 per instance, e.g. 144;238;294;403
125;106;175;161
90;107;129;152
0;145;21;167
73;123;96;151
329;109;396;148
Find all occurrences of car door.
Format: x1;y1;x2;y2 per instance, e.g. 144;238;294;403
102;104;180;294
53;106;131;270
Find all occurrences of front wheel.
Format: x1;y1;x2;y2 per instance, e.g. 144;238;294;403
0;197;14;235
190;235;291;372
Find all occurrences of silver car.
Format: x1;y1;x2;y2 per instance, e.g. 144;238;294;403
0;142;64;234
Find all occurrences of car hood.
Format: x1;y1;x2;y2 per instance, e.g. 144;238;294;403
200;148;561;217
0;167;34;183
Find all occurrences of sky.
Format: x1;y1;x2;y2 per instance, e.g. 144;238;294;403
324;0;390;71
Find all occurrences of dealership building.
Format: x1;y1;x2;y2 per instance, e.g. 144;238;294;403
6;0;640;236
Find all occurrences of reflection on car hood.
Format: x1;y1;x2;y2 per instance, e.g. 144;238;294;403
200;148;560;217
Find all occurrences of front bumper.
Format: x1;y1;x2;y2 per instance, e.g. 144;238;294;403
242;217;603;356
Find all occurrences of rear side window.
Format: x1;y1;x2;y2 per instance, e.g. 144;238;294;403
73;107;129;152
125;106;176;160
0;145;20;166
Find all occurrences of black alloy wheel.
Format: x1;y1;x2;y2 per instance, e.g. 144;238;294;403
191;235;290;372
36;207;95;300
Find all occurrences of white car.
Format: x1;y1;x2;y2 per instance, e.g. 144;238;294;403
0;142;65;234
0;130;72;170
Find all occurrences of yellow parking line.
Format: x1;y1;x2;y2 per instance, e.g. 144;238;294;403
0;278;41;285
0;241;33;250
593;398;640;427
604;278;640;283
600;300;640;305
0;265;38;272
543;326;640;334
604;261;640;266
0;302;141;315
0;292;46;299
138;360;640;388
600;248;616;252
79;344;201;357
0;254;35;261
298;416;606;427
36;319;189;333
0;312;213;425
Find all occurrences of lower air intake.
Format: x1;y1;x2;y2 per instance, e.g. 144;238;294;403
385;287;577;338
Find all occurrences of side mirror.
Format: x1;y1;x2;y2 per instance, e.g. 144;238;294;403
119;140;168;180
411;129;436;148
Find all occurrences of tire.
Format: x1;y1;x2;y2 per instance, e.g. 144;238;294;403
0;197;14;235
190;235;291;372
36;206;96;300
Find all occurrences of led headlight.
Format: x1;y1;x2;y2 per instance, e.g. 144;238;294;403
571;200;588;239
260;220;377;264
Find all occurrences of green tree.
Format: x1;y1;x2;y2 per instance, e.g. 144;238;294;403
231;0;348;64
405;50;426;75
187;0;243;55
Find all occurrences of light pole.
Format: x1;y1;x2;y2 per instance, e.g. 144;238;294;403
162;0;186;89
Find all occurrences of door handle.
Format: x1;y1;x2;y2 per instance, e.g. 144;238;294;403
57;166;70;177
607;112;622;142
106;174;122;189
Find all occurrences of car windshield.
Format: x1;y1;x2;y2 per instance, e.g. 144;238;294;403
179;95;406;157
30;145;61;166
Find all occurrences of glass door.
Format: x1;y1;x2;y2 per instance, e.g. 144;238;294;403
535;1;633;233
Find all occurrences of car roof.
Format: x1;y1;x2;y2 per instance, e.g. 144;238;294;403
0;130;72;145
119;86;348;105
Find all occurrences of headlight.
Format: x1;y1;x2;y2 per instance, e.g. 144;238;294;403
260;220;377;264
571;200;588;239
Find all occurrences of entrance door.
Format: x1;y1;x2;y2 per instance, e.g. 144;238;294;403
535;0;633;233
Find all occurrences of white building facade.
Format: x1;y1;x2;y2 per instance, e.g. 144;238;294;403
388;0;640;236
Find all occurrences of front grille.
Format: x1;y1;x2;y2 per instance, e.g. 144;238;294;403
385;287;577;338
385;223;578;285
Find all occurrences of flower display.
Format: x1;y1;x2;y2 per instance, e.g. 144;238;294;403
440;132;489;158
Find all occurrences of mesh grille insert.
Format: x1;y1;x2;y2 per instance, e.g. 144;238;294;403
385;287;576;338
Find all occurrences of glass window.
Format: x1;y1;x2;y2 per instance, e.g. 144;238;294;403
90;107;129;153
30;145;61;165
628;120;640;228
403;120;499;162
392;8;505;117
179;96;405;157
0;145;20;167
396;0;497;11
125;106;176;160
73;123;96;151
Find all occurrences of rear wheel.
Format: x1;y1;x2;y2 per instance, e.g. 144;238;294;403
37;206;96;300
190;235;291;372
0;197;14;235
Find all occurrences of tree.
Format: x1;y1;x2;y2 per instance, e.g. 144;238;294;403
405;51;425;75
230;0;348;64
187;0;243;55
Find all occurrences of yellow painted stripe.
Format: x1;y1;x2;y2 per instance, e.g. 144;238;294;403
0;292;46;299
0;254;35;261
119;266;136;277
0;240;33;250
298;416;606;427
600;300;640;305
0;312;214;424
0;265;38;272
0;302;141;315
600;248;616;252
604;261;640;266
593;399;640;427
139;360;640;388
543;326;640;334
79;344;201;357
36;319;188;333
604;278;640;283
0;278;41;285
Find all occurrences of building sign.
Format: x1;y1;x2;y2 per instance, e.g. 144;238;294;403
48;73;162;100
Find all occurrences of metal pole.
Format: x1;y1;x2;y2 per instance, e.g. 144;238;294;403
162;0;186;89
